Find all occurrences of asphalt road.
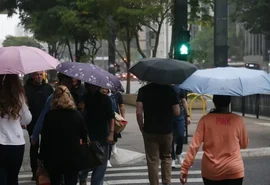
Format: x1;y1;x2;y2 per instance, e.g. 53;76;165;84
19;156;270;185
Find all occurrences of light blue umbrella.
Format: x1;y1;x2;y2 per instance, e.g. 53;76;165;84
179;67;270;96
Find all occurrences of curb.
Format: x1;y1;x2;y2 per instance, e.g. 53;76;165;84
120;147;270;165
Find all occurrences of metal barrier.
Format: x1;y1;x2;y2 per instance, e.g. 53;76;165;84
184;93;213;144
187;93;213;119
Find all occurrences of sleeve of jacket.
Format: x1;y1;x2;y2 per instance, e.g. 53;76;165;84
31;94;53;142
39;113;51;160
181;117;205;175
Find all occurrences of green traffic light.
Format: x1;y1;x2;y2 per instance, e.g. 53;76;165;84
180;44;189;55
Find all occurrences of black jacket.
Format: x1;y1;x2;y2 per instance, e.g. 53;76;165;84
24;78;54;133
39;109;88;172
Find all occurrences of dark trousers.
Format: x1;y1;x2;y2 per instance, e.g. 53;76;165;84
48;170;78;185
171;135;184;160
203;177;243;185
171;117;185;160
0;144;25;185
29;134;39;175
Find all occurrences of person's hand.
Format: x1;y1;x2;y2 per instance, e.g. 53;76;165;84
31;139;36;145
107;132;114;144
187;117;191;125
180;173;188;184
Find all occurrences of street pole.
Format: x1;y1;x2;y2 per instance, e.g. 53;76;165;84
174;0;188;61
108;15;116;74
174;0;189;144
214;0;228;67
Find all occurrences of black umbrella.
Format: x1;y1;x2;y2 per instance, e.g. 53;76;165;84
129;58;198;84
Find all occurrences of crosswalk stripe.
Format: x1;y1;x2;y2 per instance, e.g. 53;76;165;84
19;165;203;184
105;178;203;184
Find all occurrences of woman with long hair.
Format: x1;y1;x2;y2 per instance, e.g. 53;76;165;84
0;74;32;185
39;85;88;185
180;95;249;185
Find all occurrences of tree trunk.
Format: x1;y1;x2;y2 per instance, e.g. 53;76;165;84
169;23;175;59
135;30;146;58
66;38;73;62
152;24;162;57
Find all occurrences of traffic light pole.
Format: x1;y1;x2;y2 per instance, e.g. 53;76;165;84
108;15;116;74
214;0;228;67
174;0;189;61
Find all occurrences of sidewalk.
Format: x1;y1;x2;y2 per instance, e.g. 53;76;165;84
20;105;270;172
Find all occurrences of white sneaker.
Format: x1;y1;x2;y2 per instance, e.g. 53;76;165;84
107;160;112;168
171;160;176;169
177;154;185;165
112;144;117;154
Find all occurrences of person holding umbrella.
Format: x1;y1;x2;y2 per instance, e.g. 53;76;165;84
136;82;180;185
0;74;32;185
180;95;249;185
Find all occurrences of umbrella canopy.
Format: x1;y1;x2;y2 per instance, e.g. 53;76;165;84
106;72;124;92
0;46;60;74
56;62;124;91
179;67;270;96
129;58;198;84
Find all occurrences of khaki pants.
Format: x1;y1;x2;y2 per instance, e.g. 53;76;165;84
143;132;173;185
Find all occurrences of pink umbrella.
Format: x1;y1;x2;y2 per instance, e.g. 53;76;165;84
0;46;60;74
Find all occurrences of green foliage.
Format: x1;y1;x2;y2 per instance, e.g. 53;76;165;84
19;0;105;62
188;0;214;26
2;35;42;48
190;26;214;65
232;0;270;37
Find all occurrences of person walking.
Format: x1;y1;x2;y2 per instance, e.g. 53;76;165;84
78;84;115;185
0;74;32;185
180;95;249;185
30;73;80;144
39;85;88;185
171;86;191;168
136;83;180;185
100;88;125;168
24;71;53;180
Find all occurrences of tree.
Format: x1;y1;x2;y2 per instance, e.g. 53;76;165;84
232;0;270;37
189;26;214;67
2;0;104;63
190;23;244;68
135;0;172;58
2;35;42;48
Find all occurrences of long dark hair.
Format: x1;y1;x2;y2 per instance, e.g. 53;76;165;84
0;74;26;119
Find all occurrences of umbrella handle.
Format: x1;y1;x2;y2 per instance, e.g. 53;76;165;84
1;74;6;84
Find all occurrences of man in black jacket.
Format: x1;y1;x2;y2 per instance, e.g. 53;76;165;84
24;71;54;181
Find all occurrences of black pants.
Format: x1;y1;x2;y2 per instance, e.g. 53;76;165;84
0;144;25;185
28;134;39;175
171;135;184;160
108;133;121;160
48;170;78;185
203;177;243;185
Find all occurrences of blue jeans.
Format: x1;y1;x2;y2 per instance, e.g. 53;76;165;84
78;144;109;185
171;116;185;160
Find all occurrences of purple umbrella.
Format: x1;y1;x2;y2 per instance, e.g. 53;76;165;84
0;46;60;74
56;62;124;91
107;72;124;92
